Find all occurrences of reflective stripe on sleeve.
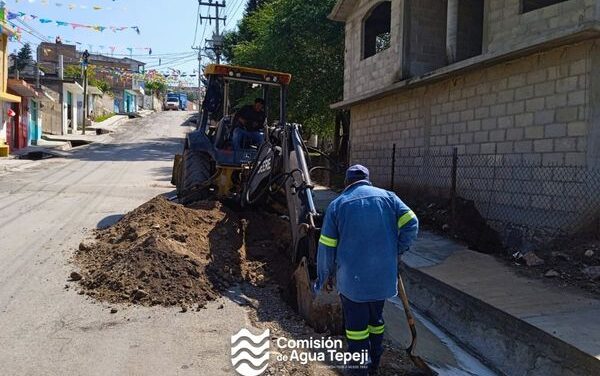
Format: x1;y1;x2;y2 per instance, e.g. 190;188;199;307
319;234;338;247
368;324;385;335
346;328;369;341
397;210;416;229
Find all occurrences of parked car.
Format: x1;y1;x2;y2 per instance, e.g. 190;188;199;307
164;97;180;111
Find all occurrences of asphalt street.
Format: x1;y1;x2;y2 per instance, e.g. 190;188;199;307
0;111;252;376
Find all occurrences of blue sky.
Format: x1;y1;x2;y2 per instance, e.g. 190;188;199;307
7;0;246;85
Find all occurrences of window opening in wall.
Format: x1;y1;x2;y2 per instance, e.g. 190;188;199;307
363;1;392;59
455;0;484;62
403;0;447;78
522;0;568;13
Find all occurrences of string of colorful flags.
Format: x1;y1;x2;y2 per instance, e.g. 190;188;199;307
45;35;152;55
7;10;140;33
13;0;127;12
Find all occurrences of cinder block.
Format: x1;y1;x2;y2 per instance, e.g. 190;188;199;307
525;126;544;139
497;141;514;153
534;139;554;152
535;82;555;97
546;93;567;108
498;116;514;128
482;118;497;130
567;90;586;106
542;153;564;166
515;86;534;100
567;122;587;136
537;110;559;128
565;152;586;166
481;142;497;154
554;137;577;152
507;128;524;140
515;113;534;127
490;130;506;142
526;98;545;112
556;106;579;122
544;123;567;138
474;131;489;143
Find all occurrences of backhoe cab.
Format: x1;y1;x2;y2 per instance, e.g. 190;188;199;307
172;64;292;204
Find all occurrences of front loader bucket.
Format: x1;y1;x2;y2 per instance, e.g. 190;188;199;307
294;257;343;335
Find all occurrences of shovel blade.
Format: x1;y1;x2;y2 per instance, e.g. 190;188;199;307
293;257;343;334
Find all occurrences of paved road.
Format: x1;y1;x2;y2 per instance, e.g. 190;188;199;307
0;112;252;376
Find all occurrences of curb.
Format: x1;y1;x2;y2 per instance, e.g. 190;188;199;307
400;264;600;376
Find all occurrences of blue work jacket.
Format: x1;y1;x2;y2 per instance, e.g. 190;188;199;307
316;180;419;302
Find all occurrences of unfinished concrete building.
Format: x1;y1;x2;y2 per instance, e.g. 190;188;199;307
330;0;600;241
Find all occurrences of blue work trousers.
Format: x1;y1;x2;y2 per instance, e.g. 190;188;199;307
340;294;385;376
233;128;264;149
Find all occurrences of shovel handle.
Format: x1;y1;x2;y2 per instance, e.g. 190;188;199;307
397;274;419;353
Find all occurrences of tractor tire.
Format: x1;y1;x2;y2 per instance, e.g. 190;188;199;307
179;149;213;205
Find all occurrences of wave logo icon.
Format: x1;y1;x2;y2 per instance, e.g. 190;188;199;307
231;328;270;376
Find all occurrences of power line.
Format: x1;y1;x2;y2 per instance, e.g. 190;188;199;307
145;54;196;69
226;0;246;31
225;0;241;18
191;1;201;48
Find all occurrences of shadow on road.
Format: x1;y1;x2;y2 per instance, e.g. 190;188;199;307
97;214;125;229
69;137;183;163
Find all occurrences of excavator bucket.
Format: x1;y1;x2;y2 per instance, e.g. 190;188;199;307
171;154;182;187
293;257;343;335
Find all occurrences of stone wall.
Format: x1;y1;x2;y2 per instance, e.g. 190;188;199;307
349;41;599;231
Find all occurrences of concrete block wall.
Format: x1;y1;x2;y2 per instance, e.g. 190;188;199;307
405;0;448;77
349;41;600;231
339;0;600;104
343;0;404;100
485;0;599;54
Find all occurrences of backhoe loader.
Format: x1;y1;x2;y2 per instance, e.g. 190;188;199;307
171;64;342;333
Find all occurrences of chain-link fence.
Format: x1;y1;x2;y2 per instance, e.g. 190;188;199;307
353;144;600;243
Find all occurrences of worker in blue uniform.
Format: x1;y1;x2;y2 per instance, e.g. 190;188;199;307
314;164;419;375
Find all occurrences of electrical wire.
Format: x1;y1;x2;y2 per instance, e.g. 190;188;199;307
191;1;201;48
145;53;196;68
229;0;246;25
224;0;240;18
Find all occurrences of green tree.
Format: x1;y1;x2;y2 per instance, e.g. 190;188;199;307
223;0;344;136
10;43;33;73
63;64;111;94
144;71;168;97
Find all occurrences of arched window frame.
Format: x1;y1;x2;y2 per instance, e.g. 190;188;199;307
362;1;392;60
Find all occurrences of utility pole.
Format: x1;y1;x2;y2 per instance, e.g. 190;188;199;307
192;0;226;122
81;49;89;135
199;0;226;64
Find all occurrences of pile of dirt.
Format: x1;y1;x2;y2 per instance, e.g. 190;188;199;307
73;196;291;308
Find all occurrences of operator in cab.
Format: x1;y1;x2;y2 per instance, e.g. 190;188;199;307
232;98;266;149
314;165;419;376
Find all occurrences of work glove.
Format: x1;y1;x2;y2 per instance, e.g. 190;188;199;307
311;279;320;299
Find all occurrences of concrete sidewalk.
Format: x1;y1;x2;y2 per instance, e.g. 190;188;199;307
402;232;600;376
312;188;599;375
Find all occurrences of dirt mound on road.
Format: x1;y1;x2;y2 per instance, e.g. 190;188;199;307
73;196;290;308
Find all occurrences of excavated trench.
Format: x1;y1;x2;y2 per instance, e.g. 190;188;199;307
71;195;420;375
